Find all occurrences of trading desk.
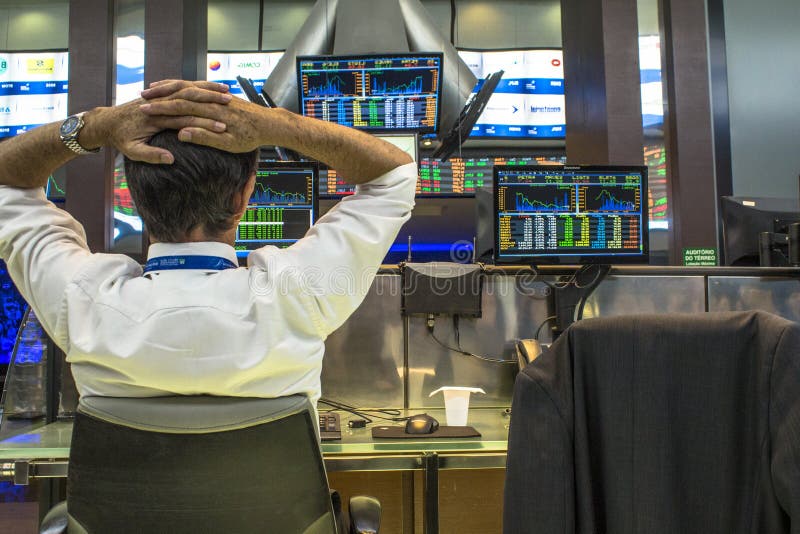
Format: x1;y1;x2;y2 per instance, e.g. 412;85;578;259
0;408;510;534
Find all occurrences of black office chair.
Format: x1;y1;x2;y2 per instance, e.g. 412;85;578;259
40;395;380;534
504;311;800;534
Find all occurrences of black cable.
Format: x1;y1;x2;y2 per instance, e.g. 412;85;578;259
542;264;602;292
453;315;462;350
575;265;611;320
534;315;557;340
319;398;372;423
427;316;517;365
542;269;578;290
318;398;408;423
573;264;603;289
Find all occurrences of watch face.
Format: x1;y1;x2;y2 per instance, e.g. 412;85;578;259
60;115;81;137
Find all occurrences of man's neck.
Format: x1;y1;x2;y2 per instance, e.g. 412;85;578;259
150;227;237;247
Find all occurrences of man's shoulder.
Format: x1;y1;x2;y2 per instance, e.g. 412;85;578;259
65;252;144;298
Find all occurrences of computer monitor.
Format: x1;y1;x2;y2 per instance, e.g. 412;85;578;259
493;165;649;264
720;196;800;265
235;162;319;257
296;53;443;133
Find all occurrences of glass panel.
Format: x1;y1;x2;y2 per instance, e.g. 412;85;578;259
708;277;800;322
0;310;49;440
583;275;706;318
638;0;670;264
111;0;145;255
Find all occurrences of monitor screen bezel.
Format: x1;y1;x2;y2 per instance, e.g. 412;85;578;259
295;52;445;134
235;161;320;257
492;164;650;265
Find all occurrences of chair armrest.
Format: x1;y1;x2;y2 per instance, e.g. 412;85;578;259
40;501;68;534
349;495;381;534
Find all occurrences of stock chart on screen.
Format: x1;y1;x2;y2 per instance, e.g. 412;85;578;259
494;166;649;264
297;53;442;133
235;163;318;255
319;155;566;197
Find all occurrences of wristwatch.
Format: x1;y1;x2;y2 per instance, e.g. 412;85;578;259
59;113;101;155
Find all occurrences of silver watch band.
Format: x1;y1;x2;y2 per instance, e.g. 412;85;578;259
63;137;97;155
60;112;101;155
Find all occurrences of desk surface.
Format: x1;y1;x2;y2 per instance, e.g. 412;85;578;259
0;408;510;465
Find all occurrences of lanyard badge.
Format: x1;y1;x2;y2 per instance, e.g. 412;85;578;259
143;255;238;274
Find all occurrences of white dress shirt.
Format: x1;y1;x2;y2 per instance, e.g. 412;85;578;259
0;162;417;404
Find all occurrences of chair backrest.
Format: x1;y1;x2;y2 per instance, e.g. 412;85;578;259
504;311;800;534
67;395;337;534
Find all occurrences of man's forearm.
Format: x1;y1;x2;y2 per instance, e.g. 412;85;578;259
0;122;79;189
0;107;113;189
260;109;413;184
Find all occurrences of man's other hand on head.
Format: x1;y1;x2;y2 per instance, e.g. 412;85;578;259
104;79;234;165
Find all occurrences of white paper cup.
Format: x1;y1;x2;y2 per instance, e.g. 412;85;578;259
442;389;471;426
429;386;486;426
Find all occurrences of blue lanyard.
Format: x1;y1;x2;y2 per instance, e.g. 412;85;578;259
143;255;238;274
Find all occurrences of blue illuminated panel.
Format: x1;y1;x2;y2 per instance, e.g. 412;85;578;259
1;260;27;365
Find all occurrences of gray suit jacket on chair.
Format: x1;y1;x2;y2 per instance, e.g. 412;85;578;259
504;311;800;534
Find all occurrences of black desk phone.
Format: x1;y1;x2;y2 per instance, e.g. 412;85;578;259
319;412;342;441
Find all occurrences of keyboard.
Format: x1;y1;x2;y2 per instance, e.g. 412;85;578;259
319;412;342;441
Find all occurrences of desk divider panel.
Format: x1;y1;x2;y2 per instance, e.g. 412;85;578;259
406;275;549;410
321;275;405;408
583;275;706;318
707;277;800;322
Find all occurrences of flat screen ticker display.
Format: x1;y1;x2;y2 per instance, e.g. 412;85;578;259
297;53;443;133
494;165;649;264
319;155;566;197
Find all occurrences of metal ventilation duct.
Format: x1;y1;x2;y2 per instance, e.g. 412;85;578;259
398;0;476;135
264;0;477;135
264;0;339;114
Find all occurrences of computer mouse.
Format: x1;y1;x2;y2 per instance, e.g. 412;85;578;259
404;413;440;434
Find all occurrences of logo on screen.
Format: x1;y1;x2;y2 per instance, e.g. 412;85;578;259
208;61;221;71
0;106;11;114
27;58;55;75
551;59;561;67
0;58;7;75
237;61;261;69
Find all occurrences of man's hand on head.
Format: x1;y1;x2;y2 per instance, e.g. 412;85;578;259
138;94;274;154
0;79;238;189
92;80;235;164
140;79;231;101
